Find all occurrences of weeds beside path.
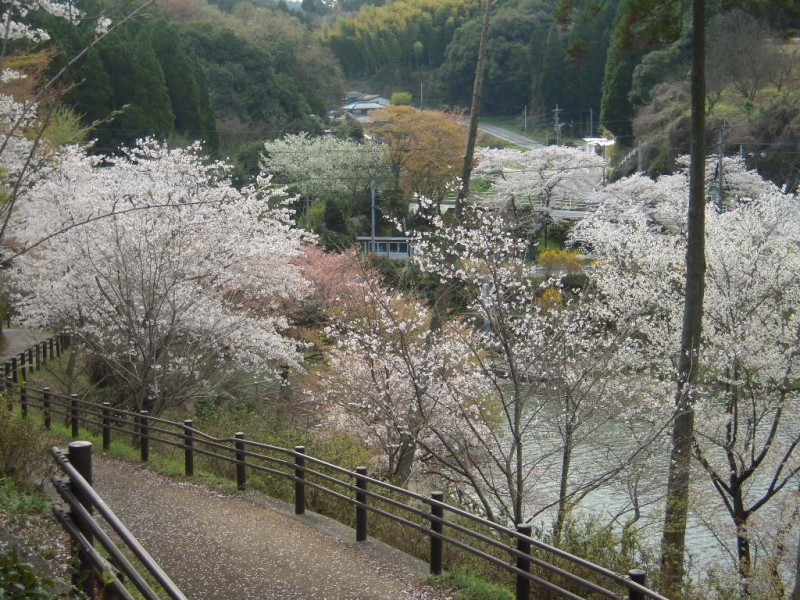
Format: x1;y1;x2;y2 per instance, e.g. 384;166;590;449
91;457;451;600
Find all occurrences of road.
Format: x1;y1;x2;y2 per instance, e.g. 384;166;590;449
479;122;543;148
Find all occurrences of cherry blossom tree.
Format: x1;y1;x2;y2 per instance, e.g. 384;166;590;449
472;146;605;257
411;209;668;528
312;270;494;487
11;139;309;415
261;133;389;228
573;158;800;595
312;207;667;529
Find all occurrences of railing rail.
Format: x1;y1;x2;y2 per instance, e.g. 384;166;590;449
6;334;668;600
51;442;188;600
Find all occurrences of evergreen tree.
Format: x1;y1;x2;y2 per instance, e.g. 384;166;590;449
109;29;175;147
540;26;566;112
599;0;642;142
151;20;219;153
563;0;617;116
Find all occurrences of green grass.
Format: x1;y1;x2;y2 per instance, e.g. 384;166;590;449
429;569;513;600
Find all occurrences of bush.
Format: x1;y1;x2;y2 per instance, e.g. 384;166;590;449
0;395;55;491
0;548;56;600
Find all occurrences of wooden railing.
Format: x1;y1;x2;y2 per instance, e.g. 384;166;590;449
5;335;669;600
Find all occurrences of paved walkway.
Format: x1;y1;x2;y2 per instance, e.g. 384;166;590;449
90;457;449;600
1;327;49;362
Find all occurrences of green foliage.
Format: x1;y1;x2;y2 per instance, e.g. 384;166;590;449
600;0;644;142
391;91;413;105
0;398;55;492
541;27;566;110
320;0;479;81
0;478;50;526
0;548;56;600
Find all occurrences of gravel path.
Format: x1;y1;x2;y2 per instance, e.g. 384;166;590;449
91;458;451;600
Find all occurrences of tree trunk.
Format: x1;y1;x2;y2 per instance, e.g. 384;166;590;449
791;511;800;600
660;0;707;595
554;401;574;543
455;0;493;219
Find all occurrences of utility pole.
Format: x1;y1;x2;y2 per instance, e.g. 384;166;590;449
553;105;563;145
370;181;376;252
589;107;593;137
637;141;645;173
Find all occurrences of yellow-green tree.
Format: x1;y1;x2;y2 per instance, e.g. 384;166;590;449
366;106;465;209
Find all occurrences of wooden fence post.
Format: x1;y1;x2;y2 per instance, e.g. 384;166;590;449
516;523;532;600
11;356;18;385
34;344;40;371
234;432;246;491
43;388;51;429
355;466;368;542
19;352;26;380
49;337;54;358
430;491;444;575
183;420;194;477
70;394;79;438
20;384;27;418
139;411;149;462
628;569;647;600
101;403;111;450
294;446;305;515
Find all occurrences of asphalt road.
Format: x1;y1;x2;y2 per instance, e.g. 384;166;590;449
479;122;543;148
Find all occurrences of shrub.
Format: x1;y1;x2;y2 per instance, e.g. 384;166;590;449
0;395;55;491
0;548;56;600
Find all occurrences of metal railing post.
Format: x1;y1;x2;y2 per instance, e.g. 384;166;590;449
183;420;194;476
430;491;444;575
49;337;54;358
70;394;80;438
355;466;367;542
294;446;305;515
43;388;51;429
234;432;246;491
67;441;95;599
11;356;18;385
19;352;26;380
516;523;532;600
34;343;40;371
102;403;111;450
628;569;647;600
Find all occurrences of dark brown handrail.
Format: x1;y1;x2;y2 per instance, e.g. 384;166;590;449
7;334;669;600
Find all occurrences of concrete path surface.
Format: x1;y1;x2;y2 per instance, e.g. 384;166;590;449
91;458;450;600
